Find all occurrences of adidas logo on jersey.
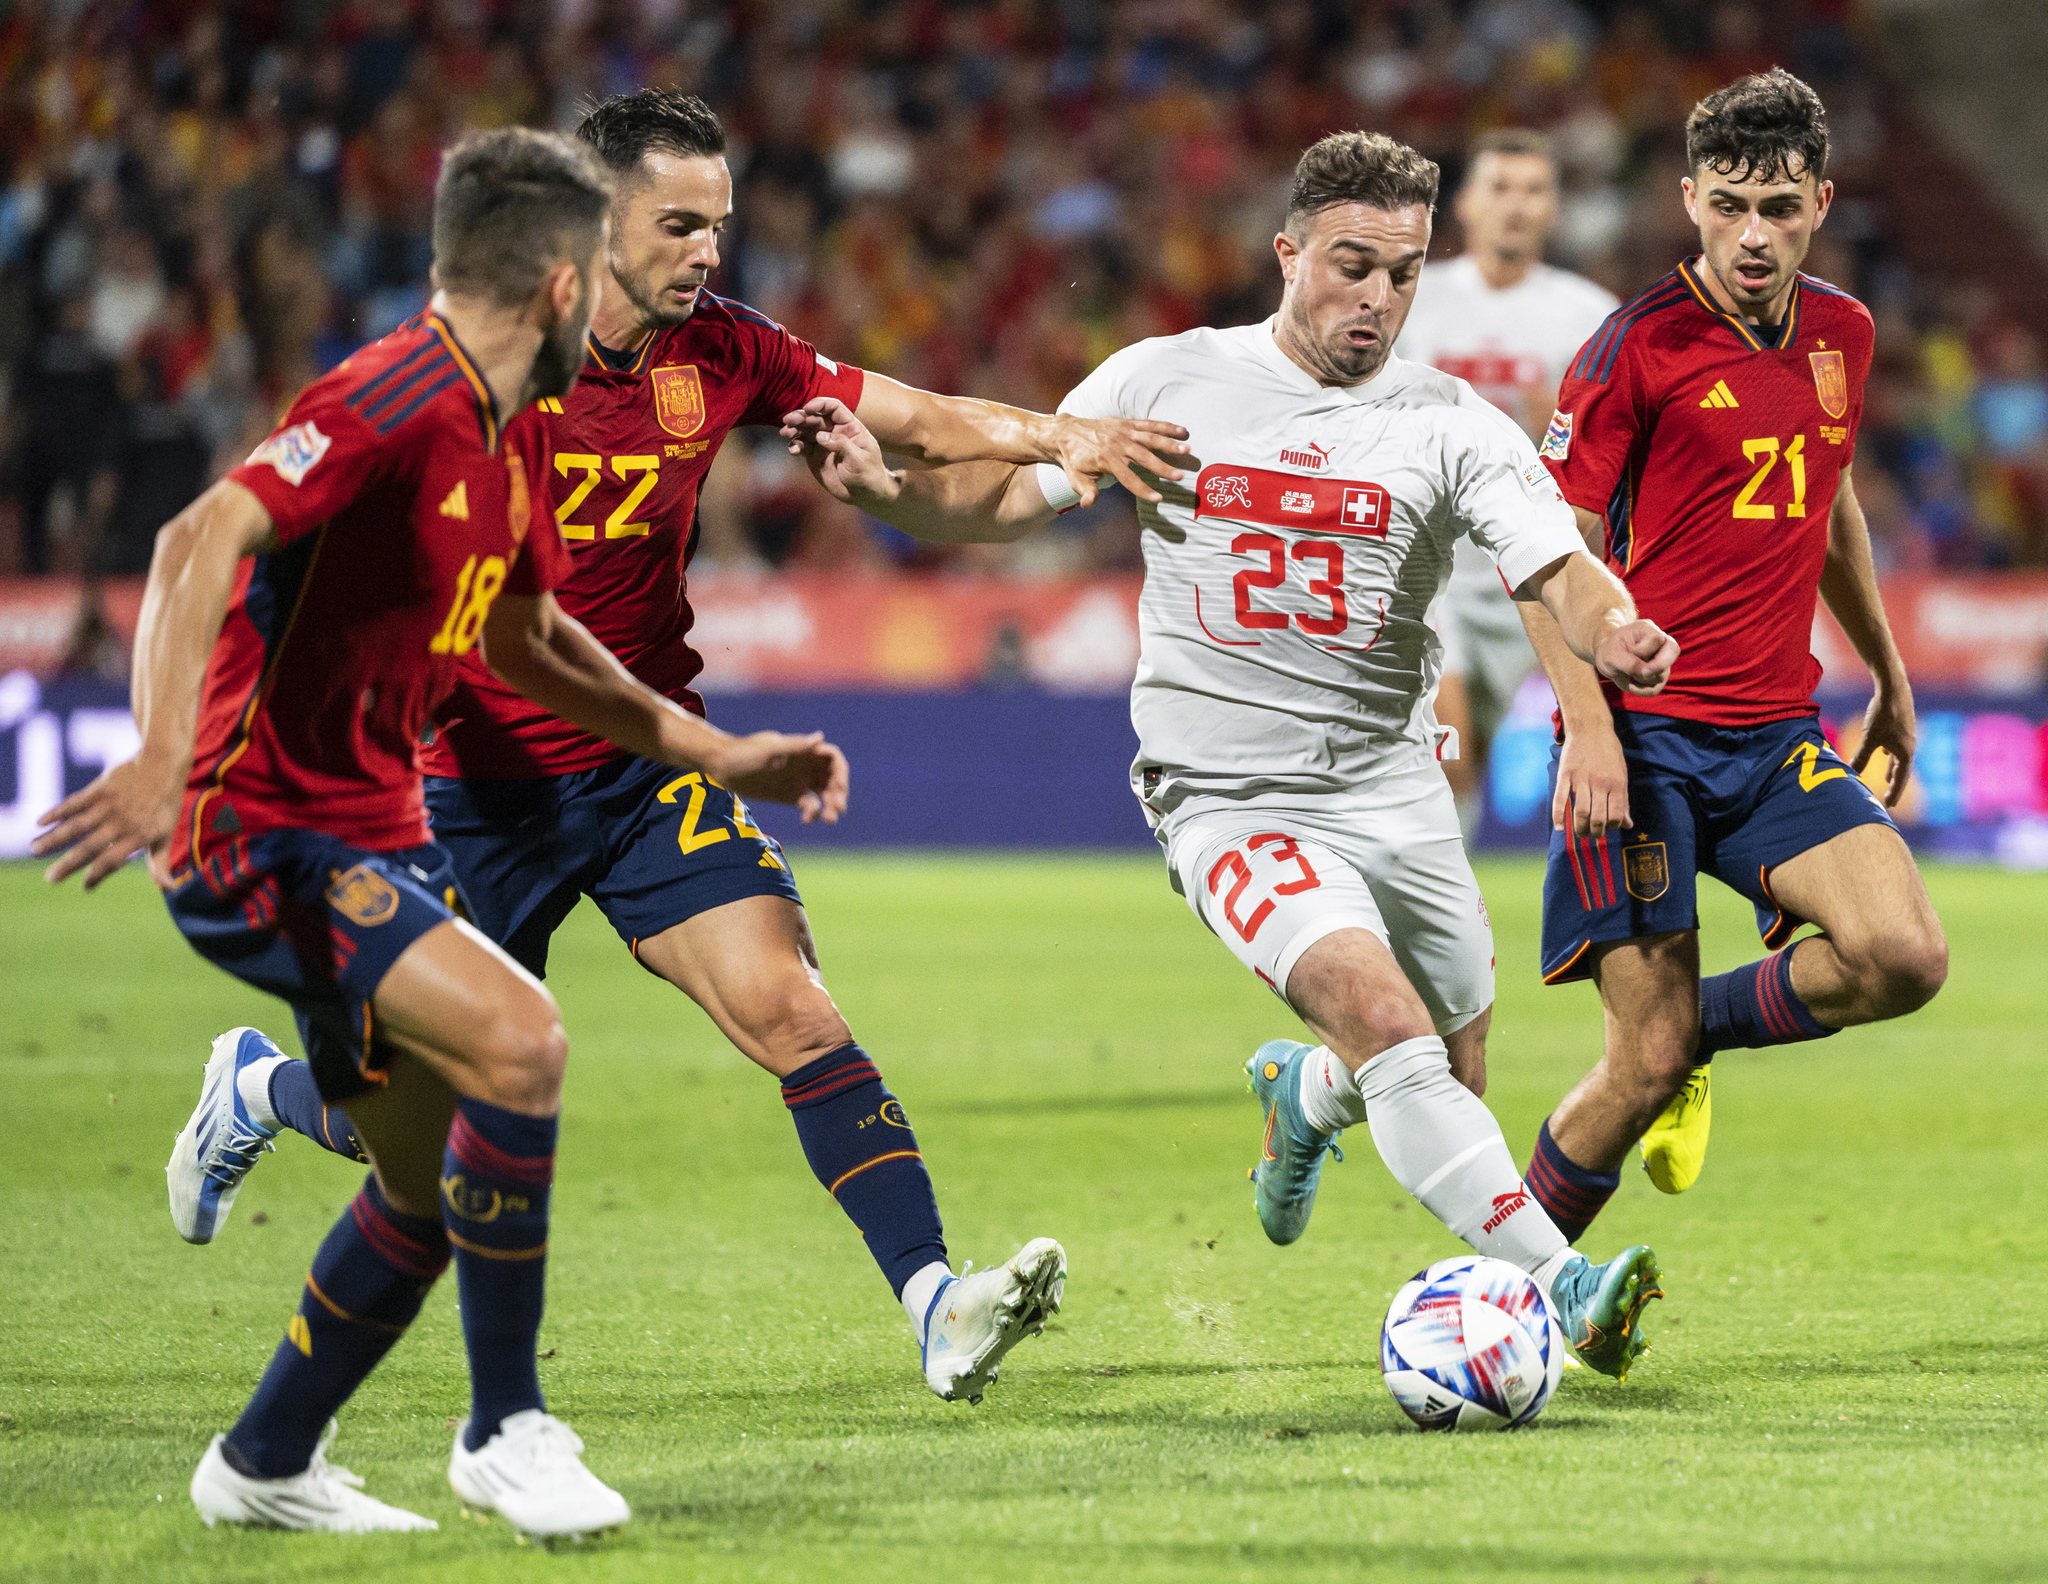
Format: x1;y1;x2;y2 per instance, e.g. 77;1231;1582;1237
1698;380;1740;409
438;481;469;519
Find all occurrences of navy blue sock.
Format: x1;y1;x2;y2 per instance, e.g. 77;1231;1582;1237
1697;944;1835;1060
1526;1118;1621;1245
780;1044;948;1296
443;1098;555;1451
223;1176;448;1478
269;1058;368;1162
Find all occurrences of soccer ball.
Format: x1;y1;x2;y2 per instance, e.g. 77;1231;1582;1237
1380;1255;1564;1431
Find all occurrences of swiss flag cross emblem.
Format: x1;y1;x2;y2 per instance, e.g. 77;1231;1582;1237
1336;484;1389;538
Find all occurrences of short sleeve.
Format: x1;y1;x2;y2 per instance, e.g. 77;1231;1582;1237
1055;345;1142;419
735;312;867;425
503;414;567;597
1543;335;1645;518
1452;407;1588;595
227;379;394;545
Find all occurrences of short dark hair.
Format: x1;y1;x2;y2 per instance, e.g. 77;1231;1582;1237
1468;127;1554;168
576;88;727;178
1286;132;1441;235
433;128;612;305
1685;68;1830;186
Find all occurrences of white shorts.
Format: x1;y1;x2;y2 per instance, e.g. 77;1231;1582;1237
1161;762;1495;1034
1431;587;1536;749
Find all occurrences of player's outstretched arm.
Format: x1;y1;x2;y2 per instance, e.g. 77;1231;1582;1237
32;480;276;887
1520;596;1631;839
784;397;1061;545
797;373;1191;507
481;591;849;823
1820;469;1916;806
1522;547;1677;697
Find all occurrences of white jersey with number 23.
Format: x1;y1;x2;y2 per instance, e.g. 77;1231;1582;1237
1041;318;1584;824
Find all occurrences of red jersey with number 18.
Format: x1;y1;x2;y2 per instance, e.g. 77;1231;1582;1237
422;290;865;779
170;313;567;872
1542;258;1874;726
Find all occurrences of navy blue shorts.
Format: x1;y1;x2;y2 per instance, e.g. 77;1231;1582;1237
423;754;799;978
1540;711;1897;984
165;832;466;1103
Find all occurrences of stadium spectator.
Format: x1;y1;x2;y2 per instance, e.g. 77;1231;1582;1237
0;0;2042;575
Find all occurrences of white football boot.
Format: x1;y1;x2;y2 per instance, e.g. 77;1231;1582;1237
921;1237;1068;1404
448;1410;631;1538
166;1027;283;1244
190;1424;437;1532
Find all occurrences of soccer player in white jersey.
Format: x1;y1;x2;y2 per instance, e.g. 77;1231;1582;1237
1398;129;1618;830
782;132;1680;1378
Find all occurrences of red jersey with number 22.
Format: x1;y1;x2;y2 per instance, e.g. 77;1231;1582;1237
172;313;567;871
422;290;865;778
1543;258;1873;726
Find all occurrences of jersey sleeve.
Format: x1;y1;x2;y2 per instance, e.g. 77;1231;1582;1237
1543;331;1646;518
226;378;397;545
1450;405;1588;594
503;412;567;597
1055;343;1148;419
735;314;867;425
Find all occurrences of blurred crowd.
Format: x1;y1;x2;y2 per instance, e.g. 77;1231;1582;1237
3;0;2047;582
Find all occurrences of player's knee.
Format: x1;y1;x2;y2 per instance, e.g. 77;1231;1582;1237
732;982;850;1072
471;997;569;1111
1859;927;1948;1019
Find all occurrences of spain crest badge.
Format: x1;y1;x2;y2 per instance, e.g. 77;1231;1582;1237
504;452;530;544
1809;350;1848;420
651;363;706;439
325;863;401;927
1623;840;1669;902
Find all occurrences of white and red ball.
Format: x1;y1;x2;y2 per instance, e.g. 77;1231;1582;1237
1380;1255;1564;1431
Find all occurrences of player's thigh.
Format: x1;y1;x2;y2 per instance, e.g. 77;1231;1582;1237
1169;815;1431;1049
371;916;566;1115
1539;726;1701;985
1354;771;1496;1035
633;895;852;1076
1760;823;1948;1002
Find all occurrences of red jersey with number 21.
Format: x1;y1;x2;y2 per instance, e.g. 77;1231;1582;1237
172;314;567;871
1543;259;1873;727
423;290;865;779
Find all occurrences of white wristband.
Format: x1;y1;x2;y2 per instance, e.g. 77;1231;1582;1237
1033;462;1082;513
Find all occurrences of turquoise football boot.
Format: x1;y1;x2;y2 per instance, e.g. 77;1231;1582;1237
1546;1244;1664;1380
1245;1040;1343;1246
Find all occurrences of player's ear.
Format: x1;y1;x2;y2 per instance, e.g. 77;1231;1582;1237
1273;230;1301;282
541;258;581;326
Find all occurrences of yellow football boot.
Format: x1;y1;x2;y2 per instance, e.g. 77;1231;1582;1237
1639;1064;1711;1194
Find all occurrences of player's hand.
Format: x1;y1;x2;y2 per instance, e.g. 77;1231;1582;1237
1592;618;1678;697
711;730;850;825
1553;724;1631;838
31;753;184;889
1046;415;1192;507
780;398;902;507
1851;680;1916;808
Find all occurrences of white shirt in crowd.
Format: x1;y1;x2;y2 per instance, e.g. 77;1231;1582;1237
1397;255;1617;606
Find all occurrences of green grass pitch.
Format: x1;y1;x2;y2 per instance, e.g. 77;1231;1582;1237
2;853;2043;1583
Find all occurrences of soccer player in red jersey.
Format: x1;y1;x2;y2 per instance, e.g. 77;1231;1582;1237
1515;71;1948;1241
35;130;846;1538
166;91;1188;1406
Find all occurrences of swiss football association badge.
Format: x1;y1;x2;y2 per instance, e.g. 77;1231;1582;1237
651;363;706;438
1809;350;1848;419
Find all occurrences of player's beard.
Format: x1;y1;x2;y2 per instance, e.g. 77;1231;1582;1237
1281;292;1391;387
611;240;705;330
528;277;593;403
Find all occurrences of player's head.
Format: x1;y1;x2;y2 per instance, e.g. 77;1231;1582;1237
1455;129;1558;267
1681;68;1833;316
577;89;729;330
433;127;612;401
1274;132;1439;387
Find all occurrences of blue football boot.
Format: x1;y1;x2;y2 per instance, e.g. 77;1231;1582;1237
1245;1040;1343;1246
1546;1244;1664;1380
166;1027;282;1244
